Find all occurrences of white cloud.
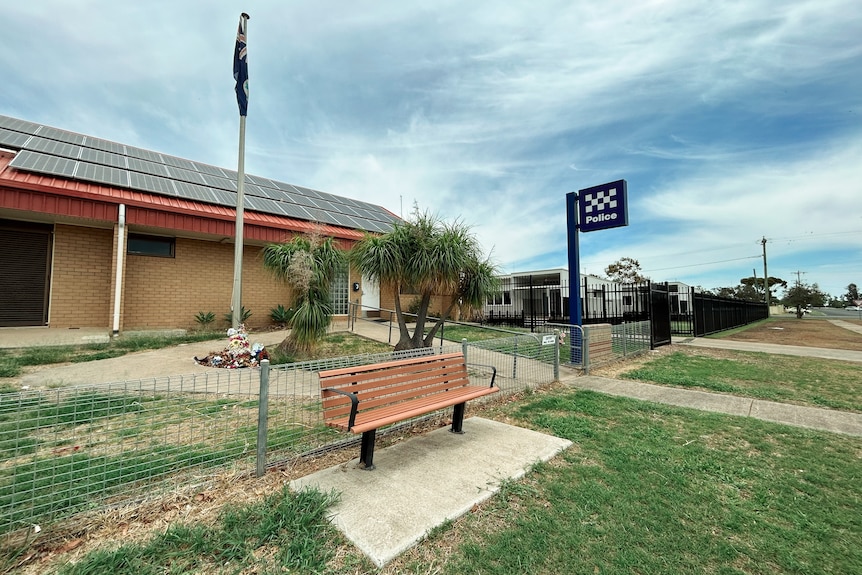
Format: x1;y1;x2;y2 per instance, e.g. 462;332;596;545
4;0;861;298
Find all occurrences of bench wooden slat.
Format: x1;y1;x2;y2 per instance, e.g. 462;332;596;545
320;362;469;399
321;367;472;417
326;385;499;433
317;351;498;469
320;352;462;379
323;376;475;424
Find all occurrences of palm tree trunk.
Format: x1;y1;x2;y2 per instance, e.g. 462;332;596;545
393;292;414;350
423;297;458;347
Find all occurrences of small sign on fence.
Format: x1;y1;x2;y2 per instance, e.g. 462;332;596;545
542;334;557;346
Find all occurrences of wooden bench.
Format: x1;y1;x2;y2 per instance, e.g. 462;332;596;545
319;352;498;470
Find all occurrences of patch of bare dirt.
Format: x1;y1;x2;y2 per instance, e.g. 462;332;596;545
721;318;862;351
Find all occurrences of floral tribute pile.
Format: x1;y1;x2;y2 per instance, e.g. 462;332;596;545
194;325;269;368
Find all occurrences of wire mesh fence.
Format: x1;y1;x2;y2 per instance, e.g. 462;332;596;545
0;333;559;541
541;320;652;369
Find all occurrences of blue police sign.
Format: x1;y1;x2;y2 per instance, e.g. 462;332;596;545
578;179;628;232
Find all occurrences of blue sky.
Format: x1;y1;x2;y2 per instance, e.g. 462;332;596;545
3;1;861;298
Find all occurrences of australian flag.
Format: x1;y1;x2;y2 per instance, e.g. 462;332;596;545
233;15;249;116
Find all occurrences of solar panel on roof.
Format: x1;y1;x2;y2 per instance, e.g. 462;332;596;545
266;187;296;203
248;196;284;214
201;173;236;191
165;166;207;186
24;137;81;159
174;181;216;203
242;183;266;198
1;113;398;234
127;157;171;177
126;146;162;163
0;116;40;134
9;150;77;177
242;196;264;211
363;219;390;233
162;154;197;172
129;171;175;195
326;212;359;228
193;161;227;178
36;126;86;145
291;185;324;200
268;179;294;192
79;148;127;169
278;202;314;220
244;174;271;187
209;189;237;206
0;128;31;149
76;162;129;187
335;204;363;218
84;137;125;154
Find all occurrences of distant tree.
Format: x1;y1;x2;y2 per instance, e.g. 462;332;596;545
845;283;860;305
605;257;648;283
781;281;828;318
827;295;845;308
712;287;737;299
739;276;787;304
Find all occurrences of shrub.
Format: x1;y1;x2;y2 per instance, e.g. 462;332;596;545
223;306;252;325
269;304;294;328
194;311;216;330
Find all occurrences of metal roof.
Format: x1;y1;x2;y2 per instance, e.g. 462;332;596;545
0;114;397;235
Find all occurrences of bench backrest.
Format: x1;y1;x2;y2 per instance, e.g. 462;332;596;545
319;352;471;423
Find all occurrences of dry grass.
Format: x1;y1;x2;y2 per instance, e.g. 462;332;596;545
720;317;862;350
9;319;861;573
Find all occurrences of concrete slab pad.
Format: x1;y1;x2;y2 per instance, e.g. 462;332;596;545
289;417;572;567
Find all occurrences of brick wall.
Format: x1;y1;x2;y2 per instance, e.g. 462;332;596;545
48;224;367;331
49;225;114;328
121;238;292;330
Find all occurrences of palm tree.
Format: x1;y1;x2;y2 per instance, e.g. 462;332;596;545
262;233;345;354
350;210;499;350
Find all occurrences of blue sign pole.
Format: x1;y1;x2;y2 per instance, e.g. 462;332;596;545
566;192;582;363
566;179;628;365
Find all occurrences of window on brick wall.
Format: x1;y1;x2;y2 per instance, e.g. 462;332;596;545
127;233;175;257
330;261;348;314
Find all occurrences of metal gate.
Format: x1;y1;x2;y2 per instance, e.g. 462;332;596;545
649;281;672;348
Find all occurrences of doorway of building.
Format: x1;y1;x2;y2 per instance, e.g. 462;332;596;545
0;220;52;326
360;275;380;317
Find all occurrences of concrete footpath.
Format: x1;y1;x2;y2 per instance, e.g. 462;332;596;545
291;417;571;567
564;374;862;437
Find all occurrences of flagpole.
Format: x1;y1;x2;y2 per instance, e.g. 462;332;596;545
231;12;250;329
232;113;246;329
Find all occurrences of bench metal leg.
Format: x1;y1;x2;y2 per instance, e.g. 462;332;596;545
359;429;377;470
450;402;466;434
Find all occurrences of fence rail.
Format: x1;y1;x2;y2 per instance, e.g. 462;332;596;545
0;333;560;542
0;321;656;542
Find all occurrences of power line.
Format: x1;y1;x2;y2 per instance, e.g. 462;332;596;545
644;254;761;273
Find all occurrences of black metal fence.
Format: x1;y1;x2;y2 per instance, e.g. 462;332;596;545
483;276;768;345
691;291;769;336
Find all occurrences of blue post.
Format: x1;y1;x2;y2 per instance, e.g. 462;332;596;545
566;192;583;364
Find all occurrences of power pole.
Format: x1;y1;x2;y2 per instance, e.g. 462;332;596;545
760;236;772;313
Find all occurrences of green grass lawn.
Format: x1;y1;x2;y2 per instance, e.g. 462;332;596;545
8;332;861;574
52;388;862;575
618;349;862;412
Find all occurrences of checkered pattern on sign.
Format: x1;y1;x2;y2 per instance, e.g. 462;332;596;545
583;188;618;213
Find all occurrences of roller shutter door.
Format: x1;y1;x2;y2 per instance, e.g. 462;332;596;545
0;222;52;326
